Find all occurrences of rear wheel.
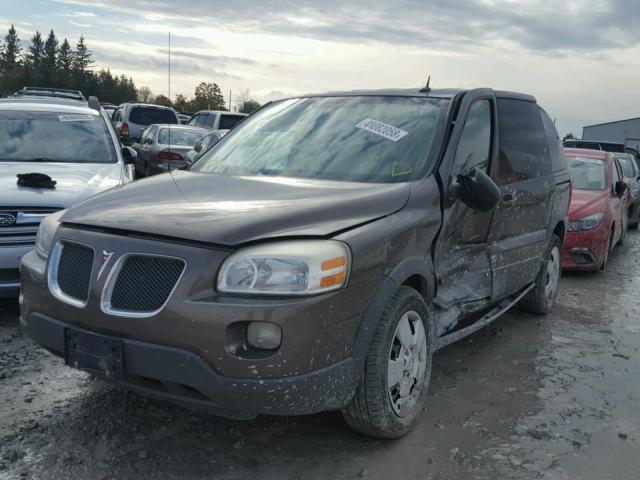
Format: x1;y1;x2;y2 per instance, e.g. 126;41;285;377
342;286;432;438
519;235;561;315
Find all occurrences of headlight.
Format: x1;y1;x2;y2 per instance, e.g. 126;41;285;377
217;240;351;296
34;210;65;259
568;213;603;232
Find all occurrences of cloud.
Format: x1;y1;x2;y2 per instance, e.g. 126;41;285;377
156;48;257;65
52;0;640;56
90;45;242;79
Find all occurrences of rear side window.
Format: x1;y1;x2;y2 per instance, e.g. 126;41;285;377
496;98;549;184
219;114;245;129
129;107;178;126
113;108;122;122
539;108;567;173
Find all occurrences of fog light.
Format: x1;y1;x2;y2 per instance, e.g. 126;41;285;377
247;322;282;350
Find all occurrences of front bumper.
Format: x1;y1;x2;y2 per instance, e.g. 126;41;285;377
561;225;609;270
20;227;378;415
0;244;33;297
20;312;357;416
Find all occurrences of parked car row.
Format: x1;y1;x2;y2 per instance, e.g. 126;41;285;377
5;84;638;440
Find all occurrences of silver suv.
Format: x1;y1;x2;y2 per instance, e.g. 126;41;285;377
0;87;135;297
112;103;180;145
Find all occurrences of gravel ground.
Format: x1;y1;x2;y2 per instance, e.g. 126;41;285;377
1;232;639;479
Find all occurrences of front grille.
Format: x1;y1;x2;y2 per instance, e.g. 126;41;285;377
109;255;185;313
0;207;62;246
57;243;95;302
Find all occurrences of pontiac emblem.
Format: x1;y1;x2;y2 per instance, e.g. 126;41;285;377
0;213;16;226
97;250;114;279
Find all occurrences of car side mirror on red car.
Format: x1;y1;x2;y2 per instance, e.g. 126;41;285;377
614;181;628;197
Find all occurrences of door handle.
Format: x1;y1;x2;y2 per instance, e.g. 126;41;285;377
501;192;516;207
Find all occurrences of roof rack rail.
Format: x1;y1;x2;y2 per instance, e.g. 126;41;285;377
14;86;86;101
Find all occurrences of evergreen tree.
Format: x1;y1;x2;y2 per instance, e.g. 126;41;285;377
0;25;23;94
42;30;58;85
24;31;46;85
72;35;92;90
57;38;73;89
72;35;93;73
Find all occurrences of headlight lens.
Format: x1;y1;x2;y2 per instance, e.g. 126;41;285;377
568;213;603;232
218;240;351;295
34;210;65;259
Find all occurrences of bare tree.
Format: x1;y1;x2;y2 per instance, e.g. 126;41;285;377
137;86;155;103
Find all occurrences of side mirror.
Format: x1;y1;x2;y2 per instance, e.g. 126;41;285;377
456;167;501;212
122;146;137;164
615;181;628;197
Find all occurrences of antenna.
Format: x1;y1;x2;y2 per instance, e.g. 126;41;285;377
168;31;172;172
419;76;431;93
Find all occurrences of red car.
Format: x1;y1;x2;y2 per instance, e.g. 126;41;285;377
563;148;629;271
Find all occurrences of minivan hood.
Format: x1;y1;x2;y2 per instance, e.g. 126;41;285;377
0;162;125;208
569;189;609;220
61;171;411;245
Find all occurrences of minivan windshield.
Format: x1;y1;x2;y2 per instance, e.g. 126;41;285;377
568;156;607;190
191;96;448;183
0;110;117;163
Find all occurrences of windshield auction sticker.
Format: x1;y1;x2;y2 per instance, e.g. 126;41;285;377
356;118;408;142
58;114;95;122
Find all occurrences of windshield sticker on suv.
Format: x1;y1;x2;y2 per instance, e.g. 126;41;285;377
392;161;413;177
58;114;95;122
356;118;408;142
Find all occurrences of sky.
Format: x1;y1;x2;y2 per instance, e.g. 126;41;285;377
1;0;640;137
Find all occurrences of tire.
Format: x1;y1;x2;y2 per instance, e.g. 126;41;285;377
342;286;432;438
600;229;614;272
617;223;627;245
144;162;151;178
519;234;561;315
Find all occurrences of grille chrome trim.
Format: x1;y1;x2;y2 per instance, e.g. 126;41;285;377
0;207;62;246
47;240;95;308
100;253;186;318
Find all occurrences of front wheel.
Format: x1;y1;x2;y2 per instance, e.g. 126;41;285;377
519;235;561;315
342;286;432;438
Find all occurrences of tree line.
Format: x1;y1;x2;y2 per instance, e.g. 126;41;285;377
0;24;262;114
0;25;137;104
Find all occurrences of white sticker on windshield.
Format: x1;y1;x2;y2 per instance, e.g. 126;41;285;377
58;114;95;122
356;118;408;142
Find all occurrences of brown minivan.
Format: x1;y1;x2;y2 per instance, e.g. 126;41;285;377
20;88;570;438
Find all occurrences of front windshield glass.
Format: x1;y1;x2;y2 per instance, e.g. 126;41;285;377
191;96;449;183
158;128;206;146
0;110;117;163
568;156;607;190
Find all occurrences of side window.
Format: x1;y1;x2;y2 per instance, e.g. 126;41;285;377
113;108;122;122
188;114;199;127
496;99;550;185
452;100;492;175
612;159;621;186
140;127;150;143
539;108;567;173
204;114;216;129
